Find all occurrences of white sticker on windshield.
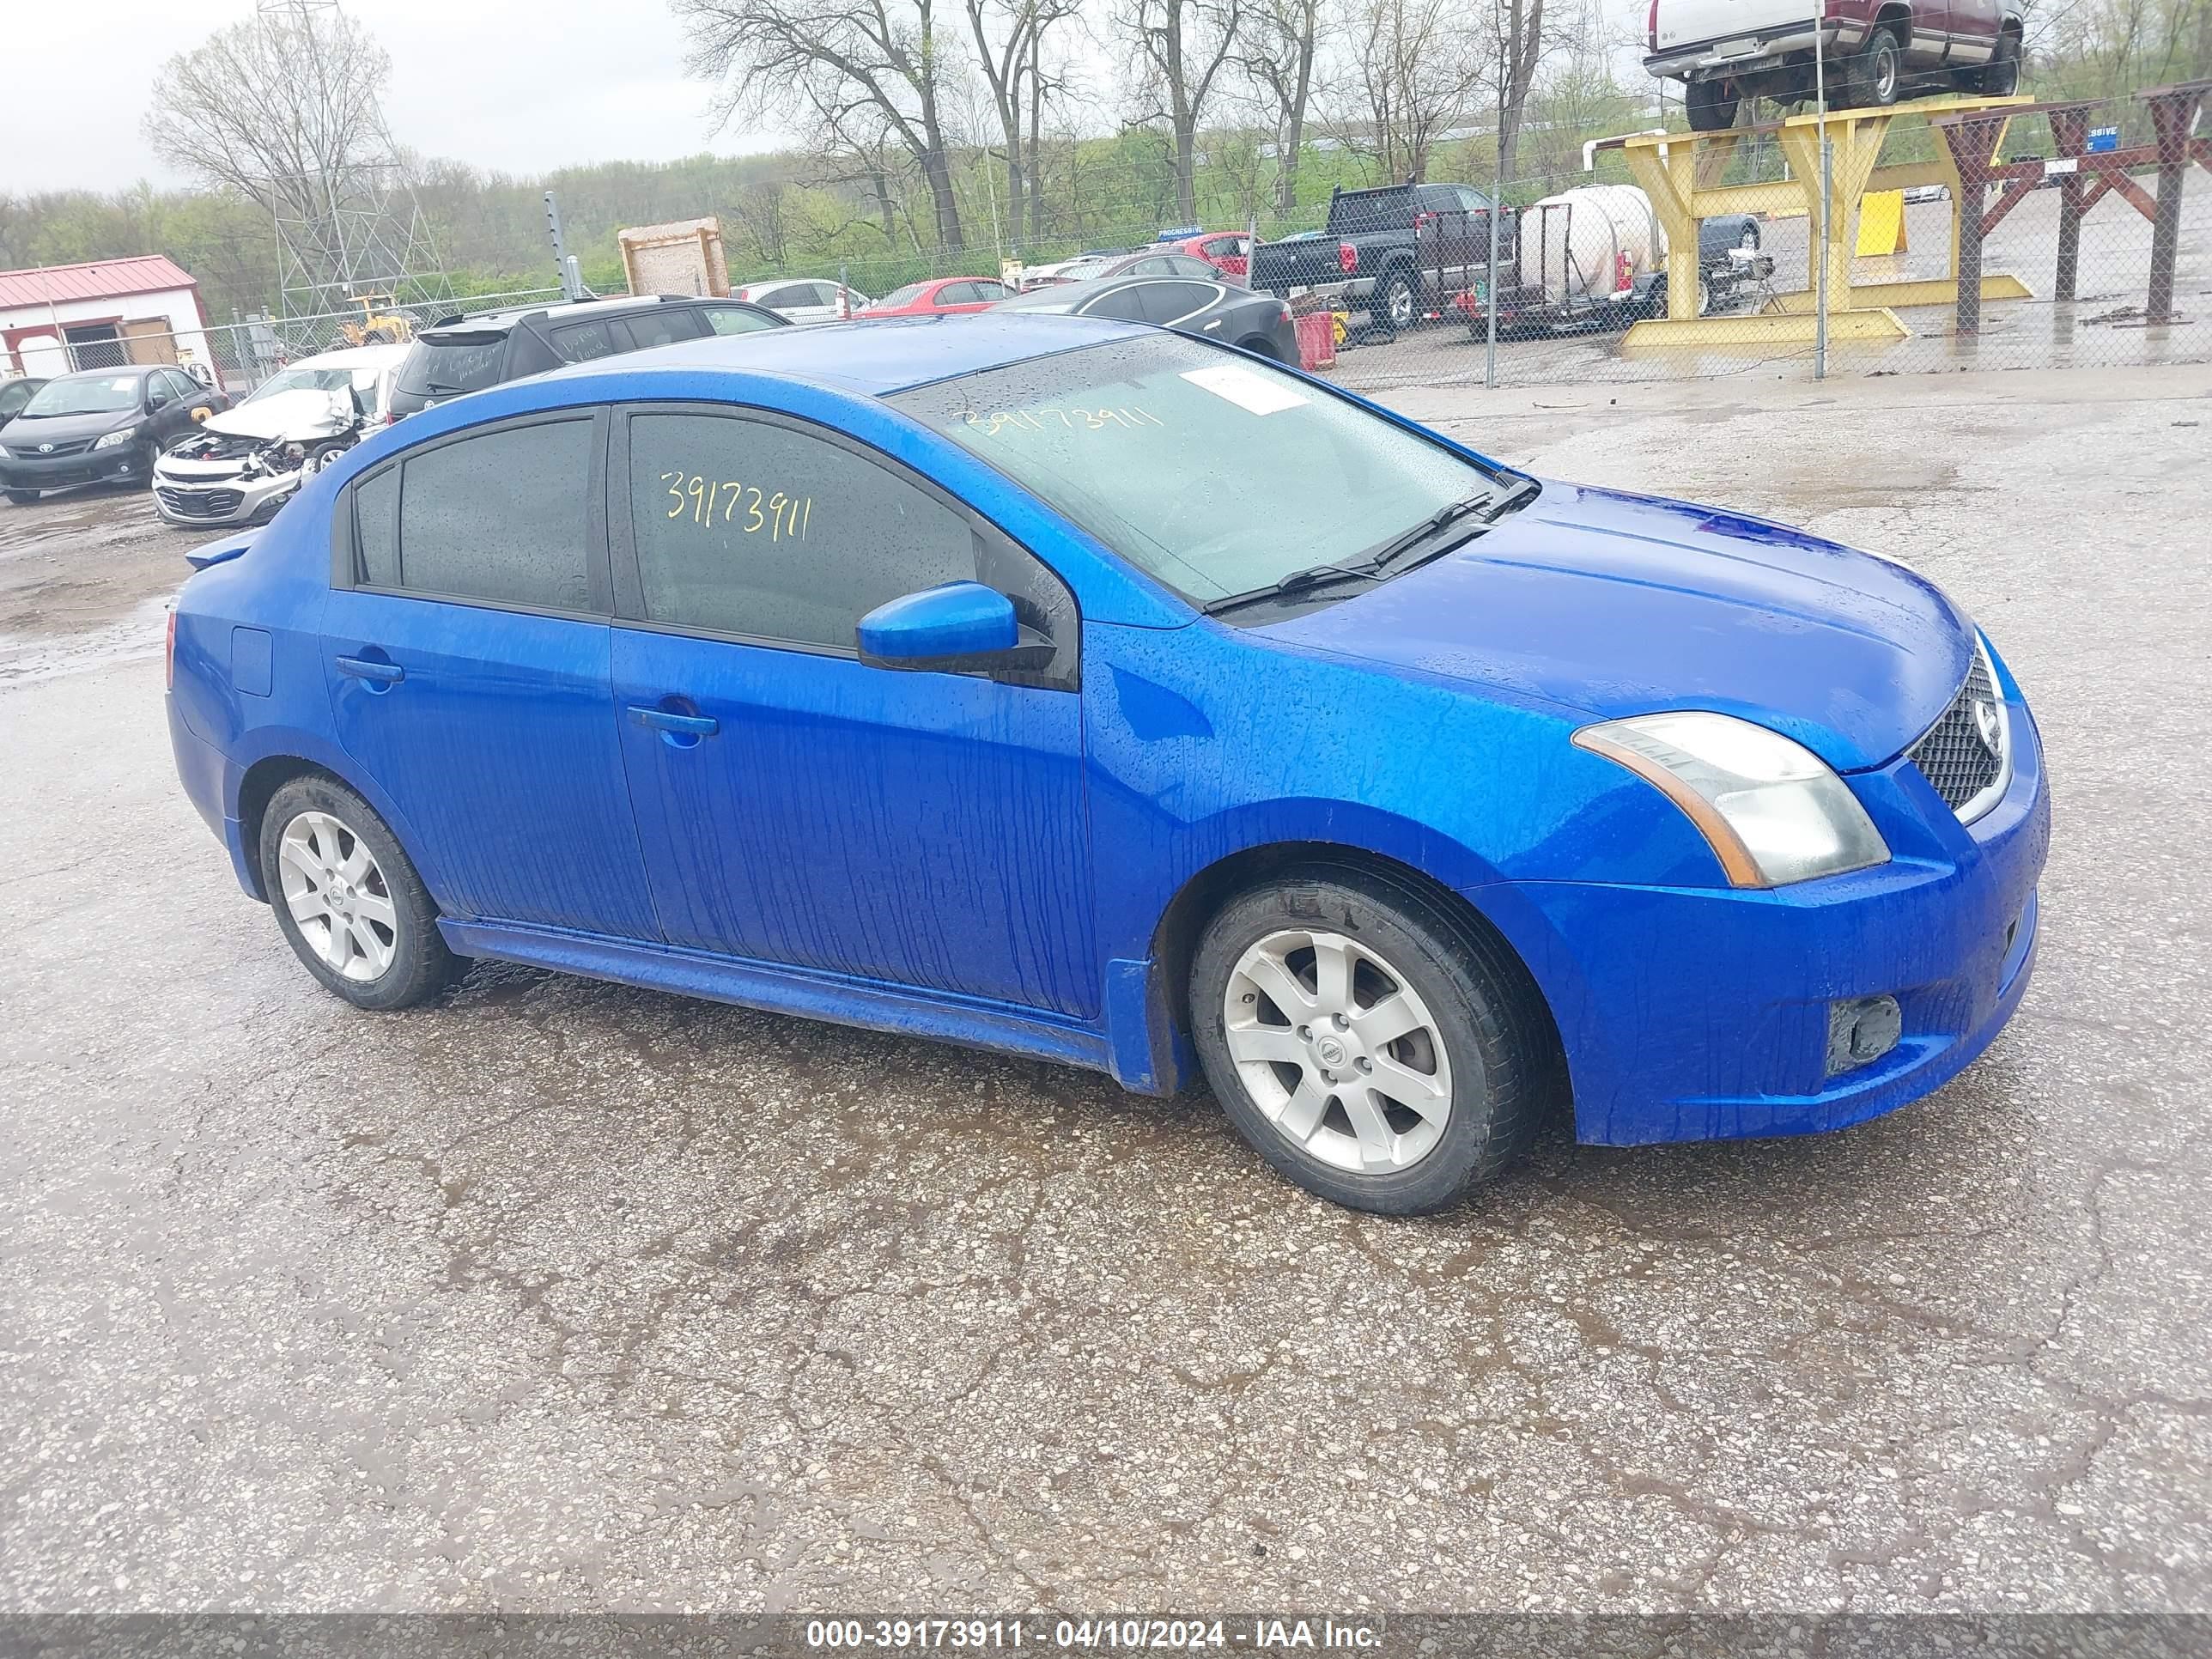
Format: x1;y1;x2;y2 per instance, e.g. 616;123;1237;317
1178;363;1309;416
109;377;137;392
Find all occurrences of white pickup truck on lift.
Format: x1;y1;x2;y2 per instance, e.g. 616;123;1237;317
1644;0;2025;130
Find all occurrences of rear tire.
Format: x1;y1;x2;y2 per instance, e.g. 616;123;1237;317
1978;31;2021;96
1188;868;1555;1215
5;489;36;506
1851;26;1905;108
258;775;458;1012
1686;79;1740;132
1373;268;1418;333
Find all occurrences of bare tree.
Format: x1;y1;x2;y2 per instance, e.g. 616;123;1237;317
1480;0;1554;185
1242;0;1329;215
143;8;398;301
674;0;969;252
1116;0;1249;225
1330;0;1483;182
965;0;1083;249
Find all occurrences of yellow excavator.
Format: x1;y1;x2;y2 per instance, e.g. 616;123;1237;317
336;293;415;347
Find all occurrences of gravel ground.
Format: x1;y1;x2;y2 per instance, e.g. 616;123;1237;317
2;364;2209;1616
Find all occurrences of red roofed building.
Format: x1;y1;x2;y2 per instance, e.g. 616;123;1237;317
0;255;215;380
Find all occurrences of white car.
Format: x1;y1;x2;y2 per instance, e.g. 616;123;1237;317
153;343;409;528
728;279;873;325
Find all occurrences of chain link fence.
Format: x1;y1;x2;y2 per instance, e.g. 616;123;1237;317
14;288;565;397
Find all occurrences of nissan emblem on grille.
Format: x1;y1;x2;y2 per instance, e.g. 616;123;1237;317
1909;648;2007;821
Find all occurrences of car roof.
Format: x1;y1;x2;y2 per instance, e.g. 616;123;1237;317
996;273;1221;313
425;294;701;334
44;364;155;382
538;311;1148;398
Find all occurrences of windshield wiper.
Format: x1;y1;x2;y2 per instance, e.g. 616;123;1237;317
1203;561;1381;616
1367;492;1495;572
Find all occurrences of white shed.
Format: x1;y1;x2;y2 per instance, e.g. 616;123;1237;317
0;255;215;381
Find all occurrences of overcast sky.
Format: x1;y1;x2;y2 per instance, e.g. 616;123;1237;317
0;1;786;195
3;0;1650;198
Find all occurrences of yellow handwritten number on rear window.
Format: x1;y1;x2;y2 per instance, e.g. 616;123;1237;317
658;472;813;541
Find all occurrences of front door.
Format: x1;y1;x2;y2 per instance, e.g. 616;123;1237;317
606;403;1097;1020
322;408;659;940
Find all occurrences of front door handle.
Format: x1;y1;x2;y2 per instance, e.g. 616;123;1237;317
336;654;404;684
627;704;719;737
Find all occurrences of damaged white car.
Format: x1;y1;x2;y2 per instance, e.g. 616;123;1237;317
153;344;409;528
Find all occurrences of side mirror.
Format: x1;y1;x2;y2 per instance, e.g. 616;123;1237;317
856;581;1054;674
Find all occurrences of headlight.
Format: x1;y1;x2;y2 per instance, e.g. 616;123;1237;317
93;427;141;450
1573;711;1890;888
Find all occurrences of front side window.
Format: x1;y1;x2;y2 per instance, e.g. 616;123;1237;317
1075;285;1149;323
893;333;1505;605
625;410;977;650
1137;282;1218;324
702;305;778;336
620;307;707;351
380;416;597;611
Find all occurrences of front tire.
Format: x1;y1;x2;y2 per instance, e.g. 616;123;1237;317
258;775;457;1012
1189;869;1554;1215
5;489;37;506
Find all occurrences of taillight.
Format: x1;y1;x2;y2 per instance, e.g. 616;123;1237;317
1338;241;1358;274
165;606;177;690
1647;0;1657;49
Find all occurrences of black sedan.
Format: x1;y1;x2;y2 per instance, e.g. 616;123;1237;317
0;366;228;504
994;275;1299;364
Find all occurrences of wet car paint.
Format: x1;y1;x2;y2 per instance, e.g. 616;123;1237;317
166;315;2045;1148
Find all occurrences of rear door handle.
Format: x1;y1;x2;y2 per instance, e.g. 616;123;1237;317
336;654;404;684
627;705;719;737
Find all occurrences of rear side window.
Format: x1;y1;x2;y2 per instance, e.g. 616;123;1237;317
624;410;976;650
382;417;596;611
550;319;623;362
355;467;399;586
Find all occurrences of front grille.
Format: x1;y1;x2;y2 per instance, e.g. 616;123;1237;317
21;438;93;459
1909;649;2006;818
156;486;245;520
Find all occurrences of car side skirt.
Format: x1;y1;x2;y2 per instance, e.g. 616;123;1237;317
440;918;1121;1081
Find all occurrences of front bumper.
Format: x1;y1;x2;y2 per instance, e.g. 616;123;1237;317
153;458;299;526
1490;690;2050;1146
0;442;148;492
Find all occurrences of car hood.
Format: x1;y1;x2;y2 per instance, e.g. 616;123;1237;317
1257;482;1974;772
3;406;140;446
203;388;354;441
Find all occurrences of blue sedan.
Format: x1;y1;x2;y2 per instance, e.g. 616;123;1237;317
166;315;2047;1214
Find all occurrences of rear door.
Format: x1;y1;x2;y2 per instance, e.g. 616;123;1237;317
1945;0;2002;64
321;409;659;939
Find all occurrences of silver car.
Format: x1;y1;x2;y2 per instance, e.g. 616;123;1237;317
153;344;408;528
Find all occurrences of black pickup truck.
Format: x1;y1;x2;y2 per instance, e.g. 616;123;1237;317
1249;180;1518;333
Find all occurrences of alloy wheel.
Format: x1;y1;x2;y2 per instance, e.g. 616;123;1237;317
276;810;398;982
1222;928;1454;1174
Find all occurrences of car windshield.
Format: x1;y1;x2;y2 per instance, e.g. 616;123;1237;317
877;282;932;307
245;367;356;402
22;374;142;417
893;333;1505;605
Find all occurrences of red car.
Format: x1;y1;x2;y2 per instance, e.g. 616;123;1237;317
858;276;1017;318
1167;232;1253;283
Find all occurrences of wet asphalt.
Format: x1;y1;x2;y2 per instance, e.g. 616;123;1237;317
2;365;2209;1613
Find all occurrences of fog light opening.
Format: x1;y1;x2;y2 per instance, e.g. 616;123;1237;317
1826;994;1903;1078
